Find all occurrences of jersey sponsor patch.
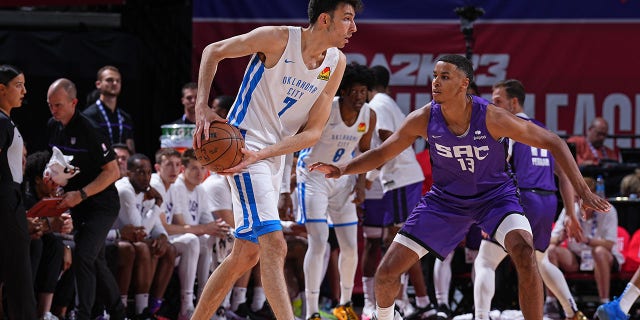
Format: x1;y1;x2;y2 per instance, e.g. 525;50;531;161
317;67;331;81
357;122;366;132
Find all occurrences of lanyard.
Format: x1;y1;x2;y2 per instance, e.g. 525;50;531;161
96;99;124;144
588;142;605;161
588;214;598;237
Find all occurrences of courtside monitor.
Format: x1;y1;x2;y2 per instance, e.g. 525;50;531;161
620;148;640;164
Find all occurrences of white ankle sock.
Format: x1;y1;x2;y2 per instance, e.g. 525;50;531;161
619;283;640;314
376;303;395;320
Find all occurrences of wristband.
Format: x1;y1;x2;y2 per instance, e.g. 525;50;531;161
79;188;88;201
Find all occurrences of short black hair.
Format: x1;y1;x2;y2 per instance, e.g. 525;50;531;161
112;143;131;154
0;64;22;86
182;82;197;91
339;62;374;93
493;79;525;106
437;54;474;83
308;0;363;24
214;95;235;112
127;153;150;170
24;150;51;194
370;65;390;89
468;81;479;96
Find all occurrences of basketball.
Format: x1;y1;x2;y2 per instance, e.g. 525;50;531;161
195;122;245;172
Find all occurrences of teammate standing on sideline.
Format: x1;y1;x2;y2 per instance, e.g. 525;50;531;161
473;79;587;320
171;82;198;125
84;66;135;152
310;54;611;320
0;64;37;319
47;78;125;320
191;1;362;318
296;62;376;320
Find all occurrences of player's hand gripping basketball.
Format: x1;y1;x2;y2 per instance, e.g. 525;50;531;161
194;101;226;149
195;123;245;173
217;147;259;175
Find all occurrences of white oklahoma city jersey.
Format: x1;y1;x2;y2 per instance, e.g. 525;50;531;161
295;97;371;226
169;175;214;226
150;173;175;223
114;177;167;239
227;26;340;151
298;96;371;167
225;26;341;242
367;92;424;193
201;172;232;211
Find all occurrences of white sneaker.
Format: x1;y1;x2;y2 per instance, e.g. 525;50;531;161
499;310;524;320
362;300;376;320
403;303;416;317
41;312;60;320
372;310;403;320
452;313;473;320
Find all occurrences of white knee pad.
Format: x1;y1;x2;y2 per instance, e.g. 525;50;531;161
494;214;532;248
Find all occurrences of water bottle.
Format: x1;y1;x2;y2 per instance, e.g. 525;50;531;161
596;175;606;198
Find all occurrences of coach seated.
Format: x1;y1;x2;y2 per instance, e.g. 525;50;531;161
567;117;620;167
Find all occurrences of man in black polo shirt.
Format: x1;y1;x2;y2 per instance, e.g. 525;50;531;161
83;65;135;152
46;78;125;320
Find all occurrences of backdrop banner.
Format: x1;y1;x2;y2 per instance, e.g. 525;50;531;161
193;0;640;148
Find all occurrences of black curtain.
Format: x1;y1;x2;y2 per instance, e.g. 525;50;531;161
0;0;192;158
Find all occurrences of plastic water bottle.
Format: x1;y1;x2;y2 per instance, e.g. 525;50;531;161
596;175;606;198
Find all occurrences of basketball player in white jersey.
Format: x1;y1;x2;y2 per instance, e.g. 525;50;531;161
169;149;231;301
192;1;362;319
150;148;200;319
295;62;376;320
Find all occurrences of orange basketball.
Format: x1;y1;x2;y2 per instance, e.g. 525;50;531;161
195;123;245;172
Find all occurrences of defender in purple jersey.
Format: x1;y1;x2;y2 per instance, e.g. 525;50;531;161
310;54;610;320
473;79;587;320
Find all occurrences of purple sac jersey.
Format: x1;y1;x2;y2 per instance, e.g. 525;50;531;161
511;116;556;191
510;115;558;251
428;96;514;197
399;96;524;259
